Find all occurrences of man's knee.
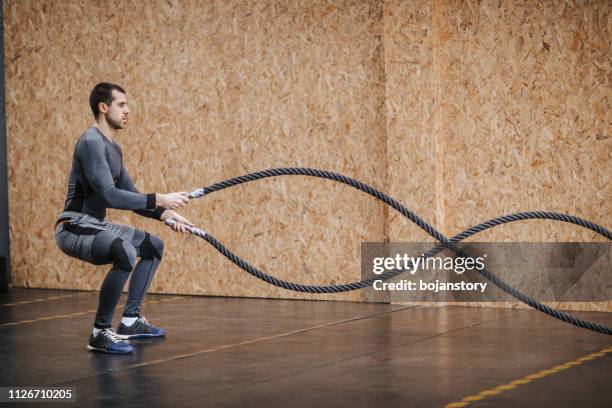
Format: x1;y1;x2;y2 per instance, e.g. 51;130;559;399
140;233;164;260
109;238;137;271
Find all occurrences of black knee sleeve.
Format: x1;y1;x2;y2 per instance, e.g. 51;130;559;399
140;233;164;260
110;238;136;271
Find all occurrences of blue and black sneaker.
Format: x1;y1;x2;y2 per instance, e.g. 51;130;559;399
87;328;133;354
117;315;166;339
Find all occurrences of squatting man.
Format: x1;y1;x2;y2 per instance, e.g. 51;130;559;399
55;82;193;354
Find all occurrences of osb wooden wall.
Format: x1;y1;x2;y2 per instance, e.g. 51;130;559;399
435;0;610;312
383;0;438;243
4;0;387;302
5;1;610;310
381;0;611;312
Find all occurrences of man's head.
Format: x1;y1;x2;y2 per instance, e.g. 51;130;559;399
89;82;129;130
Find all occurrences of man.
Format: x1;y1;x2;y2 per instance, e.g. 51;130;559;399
55;82;193;354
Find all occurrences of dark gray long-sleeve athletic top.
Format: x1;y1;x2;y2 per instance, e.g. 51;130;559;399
62;127;164;220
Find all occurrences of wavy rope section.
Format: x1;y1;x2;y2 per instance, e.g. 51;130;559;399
164;167;611;335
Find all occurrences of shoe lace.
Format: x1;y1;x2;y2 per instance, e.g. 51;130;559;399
102;328;123;342
138;315;152;327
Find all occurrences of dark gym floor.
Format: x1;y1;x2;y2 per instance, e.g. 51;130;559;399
0;288;611;407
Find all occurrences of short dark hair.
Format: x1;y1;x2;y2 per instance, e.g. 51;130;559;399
89;82;126;118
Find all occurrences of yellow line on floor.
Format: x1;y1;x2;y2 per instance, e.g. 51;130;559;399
0;296;184;328
443;345;612;408
0;292;90;307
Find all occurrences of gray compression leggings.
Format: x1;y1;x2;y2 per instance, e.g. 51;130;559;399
56;220;164;328
91;229;164;328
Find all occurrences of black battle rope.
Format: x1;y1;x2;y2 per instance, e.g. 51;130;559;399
164;167;612;335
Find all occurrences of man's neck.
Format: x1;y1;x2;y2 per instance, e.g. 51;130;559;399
93;120;116;142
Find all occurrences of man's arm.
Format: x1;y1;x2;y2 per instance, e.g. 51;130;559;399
116;164;166;220
79;135;156;210
118;165;195;233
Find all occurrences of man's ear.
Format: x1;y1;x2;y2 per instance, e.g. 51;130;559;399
98;101;109;114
